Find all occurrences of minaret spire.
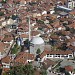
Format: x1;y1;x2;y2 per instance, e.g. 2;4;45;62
29;16;31;41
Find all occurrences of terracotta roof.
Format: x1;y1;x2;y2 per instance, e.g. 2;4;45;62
68;23;75;29
46;50;73;55
50;35;59;39
69;11;75;15
14;52;34;64
42;59;56;69
67;45;75;51
3;68;10;72
20;34;28;38
40;50;47;58
1;56;12;64
31;31;40;36
65;66;73;71
3;36;14;42
40;50;73;58
68;39;75;43
0;42;9;52
0;35;4;41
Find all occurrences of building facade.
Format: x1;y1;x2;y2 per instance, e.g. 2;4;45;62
67;0;75;9
40;50;73;62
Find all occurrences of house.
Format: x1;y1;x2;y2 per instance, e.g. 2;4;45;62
0;16;5;21
0;42;10;59
0;35;4;42
32;25;38;31
67;38;75;47
20;34;28;41
1;54;12;75
41;59;56;71
64;66;74;75
69;11;75;18
14;52;34;65
1;55;13;68
17;24;29;35
2;33;14;46
51;21;65;31
40;50;73;62
2;68;10;75
31;31;41;37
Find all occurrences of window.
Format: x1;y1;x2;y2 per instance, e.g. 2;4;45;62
65;55;68;57
58;55;60;57
69;55;72;57
61;55;64;57
47;54;49;57
53;55;57;57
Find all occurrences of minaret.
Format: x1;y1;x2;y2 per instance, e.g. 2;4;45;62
28;16;31;54
29;17;31;41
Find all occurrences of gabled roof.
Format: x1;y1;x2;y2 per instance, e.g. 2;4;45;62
14;52;34;64
0;42;10;52
3;36;14;42
1;56;12;64
40;50;73;59
42;59;56;69
20;34;28;38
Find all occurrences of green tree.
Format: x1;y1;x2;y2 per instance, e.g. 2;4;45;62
70;28;75;34
59;67;70;75
1;0;7;3
40;69;47;75
37;20;44;24
0;12;4;16
36;48;41;54
8;64;34;75
3;72;8;75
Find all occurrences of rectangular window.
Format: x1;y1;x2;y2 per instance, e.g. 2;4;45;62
47;54;49;57
58;55;60;57
69;55;72;57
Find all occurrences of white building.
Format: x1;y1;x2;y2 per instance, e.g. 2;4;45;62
40;50;73;62
67;0;75;9
30;37;44;56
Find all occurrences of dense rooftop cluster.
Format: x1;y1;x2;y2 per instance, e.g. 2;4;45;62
0;0;75;75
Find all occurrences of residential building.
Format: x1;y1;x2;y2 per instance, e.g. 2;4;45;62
1;55;12;68
0;42;10;59
14;52;34;65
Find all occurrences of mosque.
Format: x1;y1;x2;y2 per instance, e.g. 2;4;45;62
30;36;44;56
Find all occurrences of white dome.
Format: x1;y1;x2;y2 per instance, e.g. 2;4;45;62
31;37;44;44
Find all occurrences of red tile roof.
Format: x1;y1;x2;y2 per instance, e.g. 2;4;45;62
14;52;34;64
1;56;12;64
65;66;73;71
3;68;10;72
40;50;73;59
0;42;10;52
20;34;28;38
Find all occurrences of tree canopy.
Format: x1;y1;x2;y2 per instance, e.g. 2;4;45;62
40;69;47;75
8;64;34;75
36;48;41;54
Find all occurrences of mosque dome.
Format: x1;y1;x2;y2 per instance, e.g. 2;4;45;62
31;37;44;45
